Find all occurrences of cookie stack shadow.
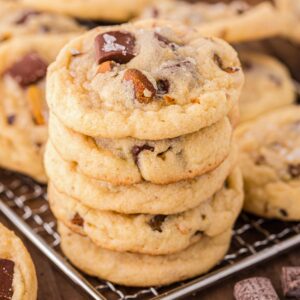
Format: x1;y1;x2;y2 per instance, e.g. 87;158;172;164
44;22;244;287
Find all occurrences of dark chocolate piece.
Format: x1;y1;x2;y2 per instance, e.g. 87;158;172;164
148;215;166;232
0;259;14;300
71;213;84;227
5;52;48;87
281;266;300;298
131;144;155;164
6;115;15;125
156;79;170;96
279;209;288;217
288;164;300;178
234;277;279;300
94;31;136;64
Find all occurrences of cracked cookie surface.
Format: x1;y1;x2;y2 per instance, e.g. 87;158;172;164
47;19;243;140
49;113;233;184
236;106;300;220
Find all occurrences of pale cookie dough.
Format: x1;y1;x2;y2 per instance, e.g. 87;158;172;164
236;105;300;220
276;0;300;44
139;0;281;43
0;7;84;42
59;222;232;287
0;34;76;182
49;167;243;255
45;142;237;214
49;113;233;184
0;223;37;300
239;51;295;123
20;0;154;21
47;19;244;140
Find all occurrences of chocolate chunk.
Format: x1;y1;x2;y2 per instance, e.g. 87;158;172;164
123;69;156;103
132;144;155;164
71;213;84;227
6;115;15;125
0;259;14;300
148;215;166;232
94;31;136;64
281;267;300;298
279;208;288;217
241;60;253;71
214;53;239;73
151;8;159;18
255;155;266;166
14;10;40;25
234;277;279;300
156;79;169;96
5;53;48;87
288;164;300;178
154;33;179;50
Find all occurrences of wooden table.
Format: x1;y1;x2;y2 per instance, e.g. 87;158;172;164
1;213;300;300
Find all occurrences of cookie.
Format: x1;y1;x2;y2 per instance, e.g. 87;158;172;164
276;0;300;44
0;7;84;42
0;34;76;182
49;113;233;184
236;105;300;220
239;51;295;123
49;166;243;255
59;222;231;287
45;141;237;214
139;0;281;43
0;223;37;300
47;19;244;140
20;0;153;22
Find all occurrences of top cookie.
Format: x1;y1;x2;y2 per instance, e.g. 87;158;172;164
0;223;37;300
20;0;154;21
47;20;244;140
139;0;281;43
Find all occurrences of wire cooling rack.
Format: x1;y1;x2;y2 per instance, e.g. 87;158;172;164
1;169;300;300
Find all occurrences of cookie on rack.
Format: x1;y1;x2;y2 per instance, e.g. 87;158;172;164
0;6;84;42
236;105;300;220
276;0;300;44
0;34;76;182
20;0;154;22
239;51;295;123
59;222;231;287
49;167;243;255
139;0;281;43
0;222;37;300
47;19;244;140
49;113;233;184
45;142;237;214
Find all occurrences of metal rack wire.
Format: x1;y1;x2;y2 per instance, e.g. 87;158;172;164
1;169;300;300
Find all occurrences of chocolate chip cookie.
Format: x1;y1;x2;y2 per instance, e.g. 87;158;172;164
239;51;295;123
49;166;243;255
236;105;300;220
139;0;281;43
45;142;237;214
49;113;233;184
0;34;76;182
0;7;84;42
47;19;244;140
0;223;37;300
59;222;231;287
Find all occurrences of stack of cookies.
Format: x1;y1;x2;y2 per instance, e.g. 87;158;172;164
45;20;244;286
